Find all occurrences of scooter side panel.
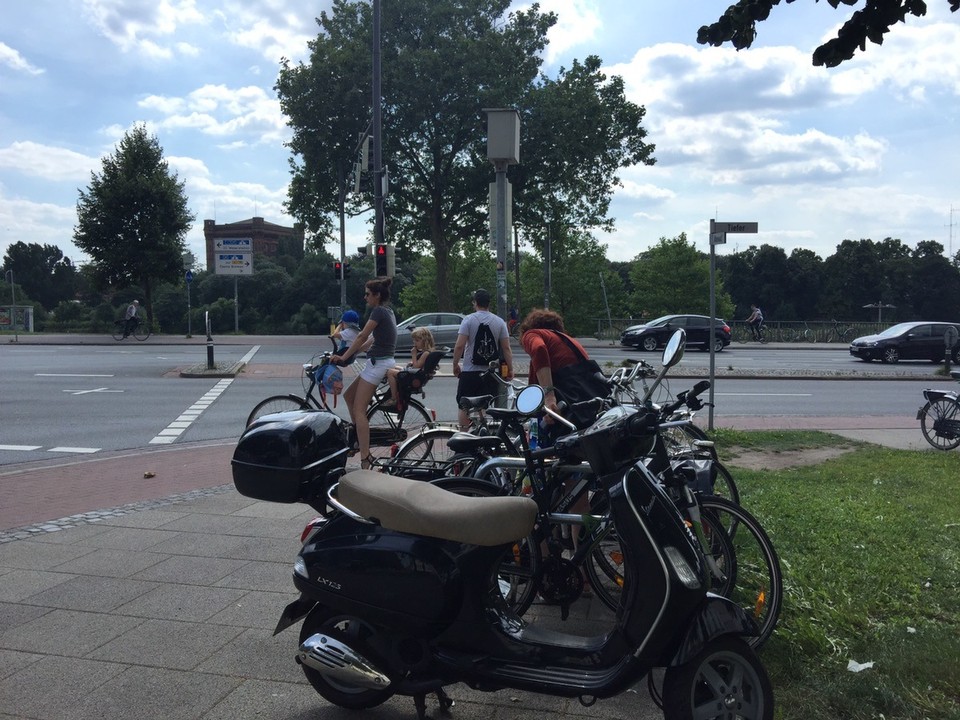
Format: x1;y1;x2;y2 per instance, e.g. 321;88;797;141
295;516;464;636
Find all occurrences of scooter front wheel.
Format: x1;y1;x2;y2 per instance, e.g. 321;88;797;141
298;606;396;709
662;636;774;720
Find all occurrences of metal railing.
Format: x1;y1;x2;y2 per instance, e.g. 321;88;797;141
594;319;887;343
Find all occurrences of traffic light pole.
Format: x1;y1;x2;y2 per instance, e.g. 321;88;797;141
372;0;385;246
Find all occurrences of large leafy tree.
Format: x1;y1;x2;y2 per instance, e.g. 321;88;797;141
74;124;194;322
276;0;652;310
698;0;958;68
630;234;734;319
1;241;78;311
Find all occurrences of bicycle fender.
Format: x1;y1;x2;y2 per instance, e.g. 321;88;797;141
922;389;959;403
667;594;758;666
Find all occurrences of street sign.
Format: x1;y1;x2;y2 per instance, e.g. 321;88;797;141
710;232;726;245
215;253;253;275
215;237;252;251
185;270;193;284
711;221;758;234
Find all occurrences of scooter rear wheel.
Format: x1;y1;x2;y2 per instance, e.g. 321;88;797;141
662;636;773;720
298;606;396;709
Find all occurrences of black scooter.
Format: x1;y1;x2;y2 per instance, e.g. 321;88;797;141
232;331;774;719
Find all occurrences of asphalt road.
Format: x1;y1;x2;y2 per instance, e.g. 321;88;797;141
0;338;946;466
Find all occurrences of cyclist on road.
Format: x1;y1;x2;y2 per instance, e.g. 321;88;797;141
746;304;764;341
123;300;140;338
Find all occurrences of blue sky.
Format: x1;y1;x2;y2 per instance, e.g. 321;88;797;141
1;0;958;270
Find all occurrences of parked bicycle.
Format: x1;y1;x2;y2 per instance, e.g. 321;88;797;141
917;370;960;450
246;340;447;450
111;317;151;341
826;319;854;343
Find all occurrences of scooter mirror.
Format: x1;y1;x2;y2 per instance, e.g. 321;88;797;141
661;329;686;368
516;385;545;415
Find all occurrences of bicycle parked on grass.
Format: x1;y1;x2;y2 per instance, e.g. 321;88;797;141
246;339;446;450
111;317;151;341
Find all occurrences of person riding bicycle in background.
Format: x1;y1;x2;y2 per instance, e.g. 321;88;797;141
331;277;397;470
123;300;139;338
746;304;764;341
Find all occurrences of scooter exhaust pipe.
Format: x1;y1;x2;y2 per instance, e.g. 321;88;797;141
296;633;391;690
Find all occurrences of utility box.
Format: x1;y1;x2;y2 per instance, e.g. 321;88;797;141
484;108;520;164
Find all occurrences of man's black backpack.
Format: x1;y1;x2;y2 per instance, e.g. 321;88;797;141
471;321;500;365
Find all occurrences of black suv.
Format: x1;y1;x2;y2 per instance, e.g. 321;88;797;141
849;321;960;363
620;314;732;352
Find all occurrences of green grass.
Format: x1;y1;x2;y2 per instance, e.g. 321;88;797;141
713;431;960;720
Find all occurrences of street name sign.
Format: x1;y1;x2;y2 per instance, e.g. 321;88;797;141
711;221;758;234
216;253;253;275
216;237;252;251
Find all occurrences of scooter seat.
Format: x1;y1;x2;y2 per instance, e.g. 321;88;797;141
338;471;537;546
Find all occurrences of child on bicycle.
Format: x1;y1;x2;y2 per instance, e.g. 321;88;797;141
332;310;362;357
383;327;435;407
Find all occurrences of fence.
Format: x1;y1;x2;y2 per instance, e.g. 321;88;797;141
593;318;888;343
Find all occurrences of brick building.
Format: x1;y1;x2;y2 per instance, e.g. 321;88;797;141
203;217;304;271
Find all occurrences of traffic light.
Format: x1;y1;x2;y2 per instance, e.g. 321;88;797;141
332;261;343;279
343;262;352;278
375;243;388;276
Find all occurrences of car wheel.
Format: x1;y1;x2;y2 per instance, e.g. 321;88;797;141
641;336;658;352
881;347;900;363
953;346;960;364
712;337;724;353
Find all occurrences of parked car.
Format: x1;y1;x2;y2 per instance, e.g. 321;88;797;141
620;314;731;352
849;321;960;363
394;312;465;355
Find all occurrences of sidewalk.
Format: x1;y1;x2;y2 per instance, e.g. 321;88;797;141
0;334;938;719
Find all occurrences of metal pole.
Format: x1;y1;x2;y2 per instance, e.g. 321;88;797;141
187;283;192;337
5;270;16;343
234;277;239;333
708;221;717;431
372;0;384;246
495;161;507;320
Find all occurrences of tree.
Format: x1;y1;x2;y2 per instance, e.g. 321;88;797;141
698;0;957;68
630;233;734;319
276;0;652;311
1;241;78;311
73;124;194;323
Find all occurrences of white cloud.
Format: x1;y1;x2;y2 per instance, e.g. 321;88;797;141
81;0;205;56
0;142;98;182
520;0;603;65
0;42;45;75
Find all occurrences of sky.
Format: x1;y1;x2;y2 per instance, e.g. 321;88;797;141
1;0;959;273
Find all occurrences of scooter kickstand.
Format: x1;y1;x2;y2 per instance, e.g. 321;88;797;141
412;689;455;719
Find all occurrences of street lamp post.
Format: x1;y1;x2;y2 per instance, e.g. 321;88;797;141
863;301;896;323
4;270;17;342
483;108;520;321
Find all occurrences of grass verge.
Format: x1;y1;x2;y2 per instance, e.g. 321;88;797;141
714;430;960;720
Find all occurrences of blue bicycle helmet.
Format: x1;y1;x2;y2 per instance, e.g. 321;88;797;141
341;310;360;325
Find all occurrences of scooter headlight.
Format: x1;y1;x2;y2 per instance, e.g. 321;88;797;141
664;545;702;589
294;556;308;579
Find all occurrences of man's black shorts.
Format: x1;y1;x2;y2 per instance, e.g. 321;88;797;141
456;371;497;403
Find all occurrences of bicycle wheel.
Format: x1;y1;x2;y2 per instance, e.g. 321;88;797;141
111;323;125;341
387;428;480;478
431;477;541;615
699;496;783;650
919;398;960;451
133;321;151;341
585;523;625;612
246;395;311;427
366;397;433;448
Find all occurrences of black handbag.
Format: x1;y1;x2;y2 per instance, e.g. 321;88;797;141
548;332;611;428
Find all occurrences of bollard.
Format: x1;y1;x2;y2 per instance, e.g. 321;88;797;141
205;311;215;370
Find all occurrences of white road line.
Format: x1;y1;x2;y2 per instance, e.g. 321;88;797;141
62;388;124;395
149;378;234;444
0;444;43;451
49;447;100;454
714;393;812;397
37;373;114;377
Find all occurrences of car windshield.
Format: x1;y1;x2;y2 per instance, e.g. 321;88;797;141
876;323;917;338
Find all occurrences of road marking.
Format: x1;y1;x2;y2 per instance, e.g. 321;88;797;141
38;373;113;377
149;378;234;444
49;447;100;454
0;444;43;451
714;392;812;397
62;387;124;395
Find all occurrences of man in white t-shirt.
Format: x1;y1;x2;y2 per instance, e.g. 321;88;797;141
451;288;513;429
